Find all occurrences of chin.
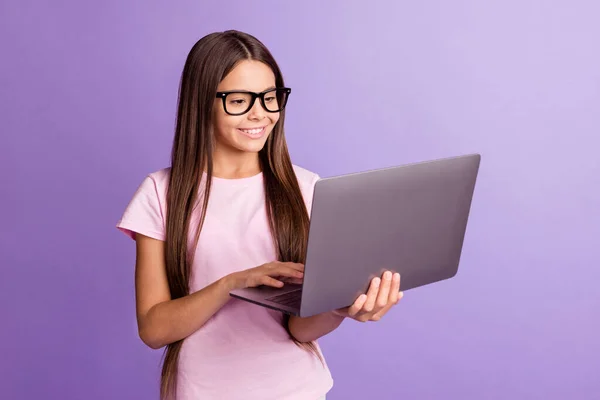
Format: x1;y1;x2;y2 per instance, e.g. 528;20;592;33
235;129;272;151
240;139;269;153
234;145;262;154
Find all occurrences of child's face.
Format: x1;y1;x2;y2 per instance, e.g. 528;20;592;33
213;60;280;156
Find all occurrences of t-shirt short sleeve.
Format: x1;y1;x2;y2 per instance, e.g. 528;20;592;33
292;164;320;216
305;172;320;216
116;173;166;241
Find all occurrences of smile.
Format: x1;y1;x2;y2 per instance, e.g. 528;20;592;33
237;126;267;139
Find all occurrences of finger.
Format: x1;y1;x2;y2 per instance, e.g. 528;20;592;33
358;314;371;323
375;271;393;311
260;276;284;288
372;292;404;322
279;276;303;285
362;277;381;313
281;262;305;272
332;306;350;318
372;298;396;320
370;304;391;321
348;294;367;318
374;291;404;318
371;274;402;321
389;273;401;304
372;297;396;319
274;266;304;279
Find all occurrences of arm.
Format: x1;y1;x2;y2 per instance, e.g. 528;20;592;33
135;234;236;349
288;272;404;342
288;312;346;343
134;234;304;349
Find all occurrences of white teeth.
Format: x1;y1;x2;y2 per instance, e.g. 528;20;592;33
240;128;263;135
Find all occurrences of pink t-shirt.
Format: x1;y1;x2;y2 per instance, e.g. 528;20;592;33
116;165;333;400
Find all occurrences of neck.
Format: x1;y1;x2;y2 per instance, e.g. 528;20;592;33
209;146;261;179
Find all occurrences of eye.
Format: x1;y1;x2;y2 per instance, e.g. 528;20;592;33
264;96;275;103
228;98;246;105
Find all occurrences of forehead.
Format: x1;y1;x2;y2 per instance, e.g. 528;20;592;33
217;60;276;92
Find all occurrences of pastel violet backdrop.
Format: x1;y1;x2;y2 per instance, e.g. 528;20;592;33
1;1;598;399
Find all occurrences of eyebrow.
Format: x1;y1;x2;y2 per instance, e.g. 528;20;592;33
222;86;276;93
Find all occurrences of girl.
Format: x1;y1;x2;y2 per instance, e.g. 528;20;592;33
117;30;403;400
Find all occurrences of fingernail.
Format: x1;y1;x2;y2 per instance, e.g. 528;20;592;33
394;273;400;281
399;291;404;298
373;277;381;287
384;271;392;280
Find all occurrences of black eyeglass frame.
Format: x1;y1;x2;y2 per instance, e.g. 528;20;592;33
215;87;292;116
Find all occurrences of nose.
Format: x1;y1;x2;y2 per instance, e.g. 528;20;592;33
247;97;266;121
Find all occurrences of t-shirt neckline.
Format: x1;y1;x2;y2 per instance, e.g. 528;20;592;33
202;171;264;185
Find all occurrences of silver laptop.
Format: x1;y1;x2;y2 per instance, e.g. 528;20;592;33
229;153;481;318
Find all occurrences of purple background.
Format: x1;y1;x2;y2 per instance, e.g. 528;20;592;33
2;1;599;399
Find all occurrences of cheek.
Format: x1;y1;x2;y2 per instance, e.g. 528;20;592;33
270;113;280;127
214;114;244;138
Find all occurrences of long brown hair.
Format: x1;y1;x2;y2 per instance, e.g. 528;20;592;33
161;30;322;399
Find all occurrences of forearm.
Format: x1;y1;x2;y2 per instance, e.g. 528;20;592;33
288;312;346;343
140;276;235;349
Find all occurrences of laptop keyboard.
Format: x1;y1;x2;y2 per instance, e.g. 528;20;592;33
266;289;302;310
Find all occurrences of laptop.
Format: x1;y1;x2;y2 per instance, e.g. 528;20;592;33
229;153;481;318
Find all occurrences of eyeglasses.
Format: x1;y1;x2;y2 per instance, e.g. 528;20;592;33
215;87;291;116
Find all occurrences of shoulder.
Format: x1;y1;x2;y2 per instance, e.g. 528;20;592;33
117;167;171;241
146;167;171;188
134;167;171;199
292;164;320;213
133;166;172;213
292;164;320;188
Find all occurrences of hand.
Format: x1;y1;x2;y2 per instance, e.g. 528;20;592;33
332;271;403;322
227;261;305;291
